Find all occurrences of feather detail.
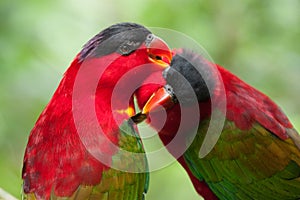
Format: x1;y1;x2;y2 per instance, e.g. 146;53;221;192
183;119;300;200
216;66;292;140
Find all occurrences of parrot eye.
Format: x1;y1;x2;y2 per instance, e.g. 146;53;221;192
118;44;130;55
145;34;154;46
118;41;141;55
165;84;173;93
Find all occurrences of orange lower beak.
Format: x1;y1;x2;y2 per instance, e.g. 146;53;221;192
142;86;176;114
131;86;176;124
147;36;172;68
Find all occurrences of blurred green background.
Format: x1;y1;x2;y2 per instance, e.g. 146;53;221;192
1;0;300;199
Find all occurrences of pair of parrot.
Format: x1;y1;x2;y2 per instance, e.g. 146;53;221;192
22;22;300;199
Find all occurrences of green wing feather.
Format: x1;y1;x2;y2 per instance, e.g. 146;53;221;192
184;119;300;200
24;120;148;200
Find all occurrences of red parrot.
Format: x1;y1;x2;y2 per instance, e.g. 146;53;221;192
22;22;172;200
134;49;300;199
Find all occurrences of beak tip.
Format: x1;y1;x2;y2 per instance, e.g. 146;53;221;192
147;36;172;68
131;112;147;124
141;87;174;115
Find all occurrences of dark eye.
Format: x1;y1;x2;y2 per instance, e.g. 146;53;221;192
118;41;141;55
164;84;173;93
145;34;154;46
147;34;154;41
119;44;130;54
118;43;134;55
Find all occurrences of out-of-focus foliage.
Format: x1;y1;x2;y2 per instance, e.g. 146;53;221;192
0;0;299;199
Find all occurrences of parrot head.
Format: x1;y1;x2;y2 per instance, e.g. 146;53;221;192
137;49;216;116
75;22;172;87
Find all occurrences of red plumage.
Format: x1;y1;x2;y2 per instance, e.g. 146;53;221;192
218;66;292;138
22;23;172;199
23;56;106;198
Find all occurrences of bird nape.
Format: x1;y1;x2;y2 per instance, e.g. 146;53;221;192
134;48;300;200
22;22;172;200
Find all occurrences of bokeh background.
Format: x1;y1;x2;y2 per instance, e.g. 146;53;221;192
1;0;300;199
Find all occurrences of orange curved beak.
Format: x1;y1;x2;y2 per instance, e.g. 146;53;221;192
141;87;175;114
147;36;172;68
131;87;175;124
